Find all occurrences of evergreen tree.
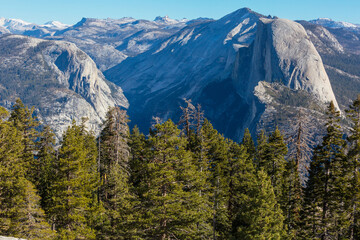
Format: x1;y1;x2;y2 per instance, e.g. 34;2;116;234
200;119;230;239
256;128;288;212
225;141;256;239
267;127;288;208
141;120;211;239
9;98;40;183
178;98;196;138
98;107;138;239
241;128;256;161
302;102;347;239
285;158;303;239
129;125;148;196
301;148;323;239
255;130;268;169
345;95;360;240
237;170;285;240
0;107;54;239
36;125;56;214
48;120;99;239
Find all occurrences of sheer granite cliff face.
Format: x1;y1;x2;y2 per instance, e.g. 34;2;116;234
246;18;338;109
235;17;340;118
0;34;128;139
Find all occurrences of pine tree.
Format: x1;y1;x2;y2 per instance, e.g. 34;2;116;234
200;119;230;239
301;149;323;239
237;170;285;240
345;95;360;240
255;130;268;169
36;125;56;214
285;158;303;239
49;120;99;239
99;107;130;201
0;107;54;239
256;128;288;212
179;106;213;238
179;98;196;138
226;141;256;239
98;107;138;239
302;102;347;239
267;127;288;207
241;128;256;161
9;98;40;183
129;125;148;197
141;119;211;239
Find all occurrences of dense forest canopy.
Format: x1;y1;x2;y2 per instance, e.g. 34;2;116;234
1;97;360;240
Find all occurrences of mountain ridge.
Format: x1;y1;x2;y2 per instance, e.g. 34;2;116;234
104;8;339;140
1;8;359;141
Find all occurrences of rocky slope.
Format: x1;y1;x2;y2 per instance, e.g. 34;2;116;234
0;34;128;139
1;9;359;143
45;17;210;71
300;20;360;109
105;8;339;140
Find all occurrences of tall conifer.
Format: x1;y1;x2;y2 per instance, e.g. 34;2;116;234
0;107;54;239
49;121;99;239
346;95;360;240
302;102;347;239
9;98;40;183
98;107;138;239
141;120;211;239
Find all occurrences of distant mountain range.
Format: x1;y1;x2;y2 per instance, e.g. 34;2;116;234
0;9;359;141
309;18;360;30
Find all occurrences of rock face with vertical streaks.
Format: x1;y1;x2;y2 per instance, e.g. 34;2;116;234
105;8;339;140
0;34;128;139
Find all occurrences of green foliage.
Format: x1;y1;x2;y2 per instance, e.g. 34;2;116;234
285;159;303;239
345;95;360;239
35;125;56;214
98;107;139;239
48;120;99;239
241;128;256;160
129;125;148;196
200;119;229;239
9;98;41;183
140;119;212;239
0;107;55;239
256;128;288;210
4;97;360;240
302;102;348;239
226;141;283;239
239;169;285;240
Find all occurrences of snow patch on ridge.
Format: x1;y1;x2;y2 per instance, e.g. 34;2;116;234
180;29;194;46
224;18;250;44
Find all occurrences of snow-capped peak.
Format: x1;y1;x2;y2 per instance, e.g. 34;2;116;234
0;18;32;28
310;18;360;29
154;16;188;24
7;18;32;26
42;21;70;29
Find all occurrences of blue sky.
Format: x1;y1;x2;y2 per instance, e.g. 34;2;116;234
0;0;359;25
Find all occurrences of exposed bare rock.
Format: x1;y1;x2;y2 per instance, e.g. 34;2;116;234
244;18;339;110
0;34;128;139
105;9;339;140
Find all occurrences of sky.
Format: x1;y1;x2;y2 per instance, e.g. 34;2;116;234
0;0;359;25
